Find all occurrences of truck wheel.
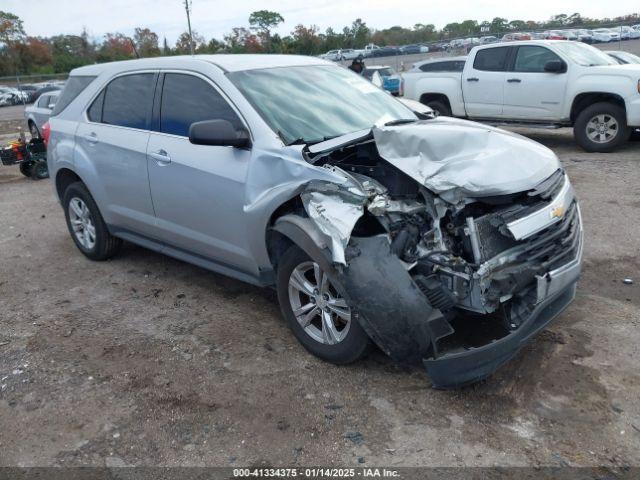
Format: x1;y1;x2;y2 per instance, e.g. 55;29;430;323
62;182;122;261
425;100;451;117
574;102;630;152
276;245;371;365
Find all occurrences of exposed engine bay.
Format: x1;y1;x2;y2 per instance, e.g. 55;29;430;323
295;120;583;386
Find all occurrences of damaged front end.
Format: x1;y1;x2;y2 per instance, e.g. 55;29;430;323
297;119;583;388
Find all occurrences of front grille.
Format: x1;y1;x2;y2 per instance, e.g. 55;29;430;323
512;200;581;270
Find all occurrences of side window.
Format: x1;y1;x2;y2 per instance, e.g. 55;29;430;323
37;95;50;108
101;73;155;130
514;46;561;72
453;61;466;71
473;47;510;71
87;90;105;122
160;73;242;137
419;62;440;72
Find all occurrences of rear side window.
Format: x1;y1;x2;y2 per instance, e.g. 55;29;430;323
51;76;96;116
37;95;50;108
101;73;155;130
473;47;510;71
160;73;242;137
419;61;465;72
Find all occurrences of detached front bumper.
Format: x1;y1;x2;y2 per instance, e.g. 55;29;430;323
424;223;583;389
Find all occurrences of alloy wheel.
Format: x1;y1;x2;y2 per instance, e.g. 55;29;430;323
68;197;96;250
586;114;619;144
288;261;351;345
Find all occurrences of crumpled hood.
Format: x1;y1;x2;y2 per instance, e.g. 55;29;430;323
373;117;560;203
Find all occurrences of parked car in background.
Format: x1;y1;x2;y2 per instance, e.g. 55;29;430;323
563;30;578;41
574;30;594;43
338;49;360;60
407;56;467;74
24;90;59;137
530;32;547;40
479;36;498;44
606;50;640;64
0;87;29;106
502;32;532;41
362;65;401;95
47;54;583;388
590;29;612;43
544;30;567;40
402;40;640;152
620;26;640;40
399;44;429;54
27;85;62;103
606;29;621;42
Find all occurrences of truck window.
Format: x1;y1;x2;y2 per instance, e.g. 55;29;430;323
514;46;561;72
473;47;510;71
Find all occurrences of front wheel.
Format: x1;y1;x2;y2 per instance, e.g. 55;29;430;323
276;246;371;364
574;102;630;152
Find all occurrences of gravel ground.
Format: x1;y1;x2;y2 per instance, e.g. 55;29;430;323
0;110;639;468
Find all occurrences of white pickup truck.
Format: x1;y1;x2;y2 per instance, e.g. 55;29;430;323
402;40;640;152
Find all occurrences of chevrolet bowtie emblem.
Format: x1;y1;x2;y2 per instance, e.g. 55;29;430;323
550;205;564;219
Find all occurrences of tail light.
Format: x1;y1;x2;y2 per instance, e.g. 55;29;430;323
41;121;51;148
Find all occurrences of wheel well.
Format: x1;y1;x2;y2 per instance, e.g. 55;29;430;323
570;93;626;123
55;168;82;201
265;196;305;269
419;93;451;111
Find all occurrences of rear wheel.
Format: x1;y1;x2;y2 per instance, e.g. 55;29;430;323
574;102;630;152
425;100;451;117
62;182;122;260
276;245;371;364
19;160;34;177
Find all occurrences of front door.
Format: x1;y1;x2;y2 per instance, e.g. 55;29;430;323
502;45;568;120
146;72;253;272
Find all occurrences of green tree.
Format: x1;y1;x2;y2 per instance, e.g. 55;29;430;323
175;30;205;54
249;10;284;50
134;27;160;57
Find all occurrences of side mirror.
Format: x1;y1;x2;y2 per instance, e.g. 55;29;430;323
188;119;251;148
544;59;567;73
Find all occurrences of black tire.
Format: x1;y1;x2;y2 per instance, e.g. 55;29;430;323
630;129;640;142
62;181;122;261
276;245;371;365
19;160;34;177
30;160;49;180
574;102;630;153
425;100;451;117
28;121;40;139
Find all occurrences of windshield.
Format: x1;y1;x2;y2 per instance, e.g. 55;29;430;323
553;42;618;66
229;65;415;145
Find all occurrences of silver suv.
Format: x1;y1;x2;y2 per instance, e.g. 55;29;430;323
48;55;583;388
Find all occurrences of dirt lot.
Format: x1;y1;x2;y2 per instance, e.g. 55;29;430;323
0;108;639;468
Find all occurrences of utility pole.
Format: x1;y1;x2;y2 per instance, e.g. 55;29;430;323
184;0;194;55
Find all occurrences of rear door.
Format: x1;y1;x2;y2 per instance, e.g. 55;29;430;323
462;46;512;117
75;72;158;236
146;71;253;271
502;45;568;120
32;95;53;128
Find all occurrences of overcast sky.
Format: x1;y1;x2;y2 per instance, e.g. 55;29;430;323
4;0;639;44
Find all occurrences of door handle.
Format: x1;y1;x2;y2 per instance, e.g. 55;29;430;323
84;132;98;144
466;77;479;82
507;78;522;83
149;149;171;164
